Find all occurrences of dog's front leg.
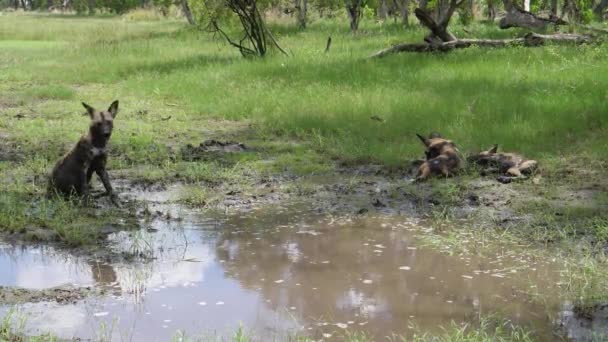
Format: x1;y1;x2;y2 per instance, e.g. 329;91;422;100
96;168;120;207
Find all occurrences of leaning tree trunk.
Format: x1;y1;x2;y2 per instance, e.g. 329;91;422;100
414;0;463;43
180;0;196;25
499;7;568;28
345;0;363;32
295;0;307;28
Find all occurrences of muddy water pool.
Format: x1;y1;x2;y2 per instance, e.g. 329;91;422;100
0;194;590;341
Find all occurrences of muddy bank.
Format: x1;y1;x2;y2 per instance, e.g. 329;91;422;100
0;285;98;305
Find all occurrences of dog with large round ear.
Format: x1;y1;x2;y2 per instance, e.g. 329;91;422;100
82;100;119;145
81;100;120;206
414;132;461;181
416;132;457;160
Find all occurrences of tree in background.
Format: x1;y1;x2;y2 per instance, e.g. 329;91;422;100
345;0;364;31
1;0;607;24
191;0;287;57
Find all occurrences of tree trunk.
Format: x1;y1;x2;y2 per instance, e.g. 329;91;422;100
88;0;95;14
563;0;581;21
180;0;196;25
397;0;410;25
468;0;475;20
379;0;389;20
47;0;53;10
295;0;307;28
346;0;363;32
488;0;496;21
594;0;608;17
419;0;428;10
551;0;558;16
524;0;530;11
415;5;459;42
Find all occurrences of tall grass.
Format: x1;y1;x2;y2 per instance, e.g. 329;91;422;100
0;13;606;166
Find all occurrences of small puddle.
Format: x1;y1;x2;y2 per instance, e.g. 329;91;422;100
0;244;93;289
0;192;600;340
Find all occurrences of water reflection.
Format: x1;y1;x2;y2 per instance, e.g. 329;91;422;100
0;205;576;340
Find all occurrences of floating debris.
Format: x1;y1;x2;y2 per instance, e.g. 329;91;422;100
274;279;284;284
198;302;207;306
335;323;348;329
461;275;474;279
362;279;373;284
93;312;109;317
399;266;411;270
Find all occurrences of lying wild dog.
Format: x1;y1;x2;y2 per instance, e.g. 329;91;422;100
82;100;120;205
467;144;537;182
48;136;99;200
415;132;462;181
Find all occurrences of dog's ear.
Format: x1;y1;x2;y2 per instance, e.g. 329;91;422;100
82;102;96;118
108;100;119;118
489;144;498;154
416;133;430;147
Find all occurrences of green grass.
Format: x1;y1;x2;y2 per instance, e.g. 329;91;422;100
0;13;606;166
0;11;607;308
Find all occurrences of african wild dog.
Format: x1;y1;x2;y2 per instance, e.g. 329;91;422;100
467;144;537;181
82;100;119;204
48;135;99;199
415;132;462;181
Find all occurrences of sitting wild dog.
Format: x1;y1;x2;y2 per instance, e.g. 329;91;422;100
467;144;537;181
48;136;100;200
81;100;119;205
415;132;462;181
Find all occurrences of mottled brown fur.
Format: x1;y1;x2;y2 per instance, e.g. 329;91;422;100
82;100;119;203
415;133;462;181
48;136;98;199
467;144;537;178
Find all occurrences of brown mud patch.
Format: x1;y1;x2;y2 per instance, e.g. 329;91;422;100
0;285;98;305
180;139;250;162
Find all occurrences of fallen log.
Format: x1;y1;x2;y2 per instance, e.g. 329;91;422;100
499;8;567;29
368;33;592;58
